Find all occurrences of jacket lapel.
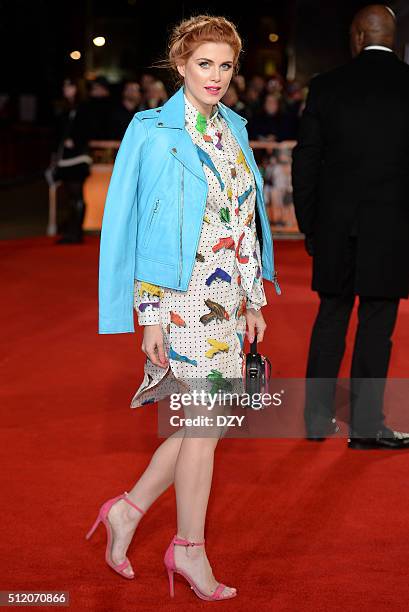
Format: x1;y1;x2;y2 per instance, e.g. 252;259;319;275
217;101;263;192
169;130;207;183
226;120;263;193
156;85;260;188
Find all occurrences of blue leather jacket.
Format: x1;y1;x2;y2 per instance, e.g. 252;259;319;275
98;85;280;334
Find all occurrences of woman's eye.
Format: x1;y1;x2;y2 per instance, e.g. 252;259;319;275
198;62;232;70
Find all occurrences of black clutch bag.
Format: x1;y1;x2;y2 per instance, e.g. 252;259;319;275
242;335;272;397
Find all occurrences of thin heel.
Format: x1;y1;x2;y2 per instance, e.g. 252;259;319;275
167;568;175;597
85;514;101;540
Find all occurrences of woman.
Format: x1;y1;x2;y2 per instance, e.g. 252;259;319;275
91;15;280;601
247;92;284;142
145;79;169;108
51;78;91;244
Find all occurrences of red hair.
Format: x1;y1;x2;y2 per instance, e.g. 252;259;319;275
157;15;242;85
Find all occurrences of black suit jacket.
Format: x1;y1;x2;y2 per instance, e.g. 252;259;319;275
292;50;409;298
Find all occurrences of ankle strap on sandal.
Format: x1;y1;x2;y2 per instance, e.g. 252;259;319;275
122;491;145;515
173;535;205;546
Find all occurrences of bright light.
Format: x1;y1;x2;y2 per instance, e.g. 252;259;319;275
93;36;106;47
269;33;279;43
70;50;81;60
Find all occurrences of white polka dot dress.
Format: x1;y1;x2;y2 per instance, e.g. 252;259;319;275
130;94;267;407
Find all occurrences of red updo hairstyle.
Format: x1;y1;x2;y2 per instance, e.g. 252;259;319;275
155;15;243;86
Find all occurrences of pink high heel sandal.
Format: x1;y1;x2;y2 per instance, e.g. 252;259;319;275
164;535;237;601
85;491;145;579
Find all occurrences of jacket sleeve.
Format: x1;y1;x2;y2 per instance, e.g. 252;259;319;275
98;115;148;334
133;279;163;326
291;76;323;235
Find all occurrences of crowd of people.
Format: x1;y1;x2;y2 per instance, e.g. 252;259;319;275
50;72;306;242
53;71;306;142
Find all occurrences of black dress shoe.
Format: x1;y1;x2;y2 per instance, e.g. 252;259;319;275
348;428;409;449
306;418;340;441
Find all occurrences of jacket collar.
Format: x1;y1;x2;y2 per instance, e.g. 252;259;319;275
156;85;248;132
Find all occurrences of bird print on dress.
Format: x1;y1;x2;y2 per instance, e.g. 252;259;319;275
195;108;224;150
130;92;269;408
212;236;235;252
244;212;254;226
235;296;247;320
196;145;225;191
200;299;230;326
219;207;230;223
235;232;250;264
169;346;197;367
170;311;186;327
236;149;251;174
195;112;207;135
138;301;160;313
138;281;164;298
205;339;230;359
135;282;163;316
207;369;232;394
237;185;253;206
205;267;232;286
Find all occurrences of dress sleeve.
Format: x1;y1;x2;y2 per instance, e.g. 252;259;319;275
246;219;268;312
133;279;163;325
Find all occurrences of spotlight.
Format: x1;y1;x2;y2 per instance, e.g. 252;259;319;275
93;36;106;47
69;50;81;60
269;33;279;43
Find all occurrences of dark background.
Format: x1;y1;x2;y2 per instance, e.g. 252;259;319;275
1;0;409;238
2;0;409;121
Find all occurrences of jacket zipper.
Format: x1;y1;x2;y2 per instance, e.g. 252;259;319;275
143;198;160;248
184;185;208;288
178;166;184;286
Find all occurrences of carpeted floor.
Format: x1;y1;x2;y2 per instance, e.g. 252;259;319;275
1;236;408;611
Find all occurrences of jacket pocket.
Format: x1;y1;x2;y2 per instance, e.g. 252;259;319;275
143;198;161;248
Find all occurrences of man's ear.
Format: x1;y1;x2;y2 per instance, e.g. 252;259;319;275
176;63;185;78
357;30;365;49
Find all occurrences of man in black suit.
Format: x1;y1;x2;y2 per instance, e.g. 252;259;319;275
292;4;409;449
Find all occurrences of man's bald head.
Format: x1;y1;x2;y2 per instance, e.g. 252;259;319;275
350;4;396;57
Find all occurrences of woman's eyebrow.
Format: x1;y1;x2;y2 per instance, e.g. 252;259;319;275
195;57;233;63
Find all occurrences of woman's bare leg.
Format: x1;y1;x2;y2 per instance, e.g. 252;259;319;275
172;403;236;598
107;428;185;576
106;398;235;593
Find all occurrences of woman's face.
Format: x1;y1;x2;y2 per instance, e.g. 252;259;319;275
177;41;235;117
63;81;77;101
264;95;279;115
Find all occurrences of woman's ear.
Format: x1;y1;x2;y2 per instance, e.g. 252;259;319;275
176;63;185;78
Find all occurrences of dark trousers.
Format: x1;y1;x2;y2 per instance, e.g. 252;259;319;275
305;238;400;437
61;180;86;241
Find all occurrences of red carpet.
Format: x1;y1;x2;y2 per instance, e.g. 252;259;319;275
1;236;408;611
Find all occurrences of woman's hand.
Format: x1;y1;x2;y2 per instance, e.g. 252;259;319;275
142;324;169;368
245;308;267;343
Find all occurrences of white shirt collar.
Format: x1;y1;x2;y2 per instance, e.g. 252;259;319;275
364;45;393;52
183;92;219;123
